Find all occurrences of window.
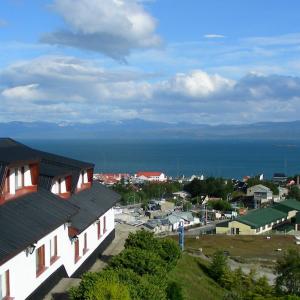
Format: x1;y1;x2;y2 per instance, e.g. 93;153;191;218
50;236;58;264
15;167;24;190
103;216;107;233
74;240;80;263
0;270;10;299
256;228;260;233
36;245;46;277
97;221;101;239
83;233;88;254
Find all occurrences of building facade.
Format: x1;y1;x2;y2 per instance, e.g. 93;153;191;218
0;138;120;300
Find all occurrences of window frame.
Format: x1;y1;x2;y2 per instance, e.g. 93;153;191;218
36;245;46;277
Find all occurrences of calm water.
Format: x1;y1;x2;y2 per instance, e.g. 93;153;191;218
23;139;300;179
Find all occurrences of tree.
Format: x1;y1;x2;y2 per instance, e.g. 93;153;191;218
207;199;232;211
84;278;131;300
287;186;300;201
125;230;181;270
209;250;230;283
166;281;184;300
275;248;300;296
109;248;167;276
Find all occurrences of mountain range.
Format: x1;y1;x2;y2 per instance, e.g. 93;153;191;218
0;119;300;140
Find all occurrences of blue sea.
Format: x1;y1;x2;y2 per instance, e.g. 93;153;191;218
23;139;300;180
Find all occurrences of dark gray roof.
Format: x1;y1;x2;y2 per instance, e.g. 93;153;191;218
0;188;79;264
0;138;40;164
69;181;120;233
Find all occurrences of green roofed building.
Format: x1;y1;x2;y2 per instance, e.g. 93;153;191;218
216;199;300;235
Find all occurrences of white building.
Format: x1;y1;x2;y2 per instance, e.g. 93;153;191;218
247;184;273;208
0;138;120;300
135;171;167;182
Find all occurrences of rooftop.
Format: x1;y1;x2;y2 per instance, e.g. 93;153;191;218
236;207;287;229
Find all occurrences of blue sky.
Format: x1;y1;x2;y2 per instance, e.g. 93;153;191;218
0;0;300;124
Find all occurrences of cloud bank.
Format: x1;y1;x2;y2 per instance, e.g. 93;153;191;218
1;56;300;124
41;0;161;61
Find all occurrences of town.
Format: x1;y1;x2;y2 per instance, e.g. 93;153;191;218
94;171;300;237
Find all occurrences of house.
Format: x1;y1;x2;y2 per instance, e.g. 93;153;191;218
135;171;167;182
94;173;130;185
246;184;273;208
0;138;120;300
216;199;300;235
172;191;191;199
272;173;287;184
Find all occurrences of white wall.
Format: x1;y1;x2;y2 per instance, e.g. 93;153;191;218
24;165;32;186
9;169;15;194
63;208;114;276
0;208;115;300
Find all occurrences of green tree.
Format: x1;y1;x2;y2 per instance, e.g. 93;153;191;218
109;248;167;276
166;281;184;300
275;249;300;296
209;250;230;283
287;186;300;201
84;278;131;300
207;199;232;211
125;230;181;270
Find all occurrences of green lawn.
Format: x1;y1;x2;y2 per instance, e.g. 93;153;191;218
168;253;225;300
171;235;298;263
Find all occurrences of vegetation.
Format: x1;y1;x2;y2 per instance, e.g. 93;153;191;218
112;181;182;205
275;249;300;296
168;253;226;300
287;186;300;201
207;199;232;211
170;235;298;264
184;177;234;200
70;230;182;300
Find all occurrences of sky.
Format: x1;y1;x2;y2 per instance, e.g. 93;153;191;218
1;0;300;124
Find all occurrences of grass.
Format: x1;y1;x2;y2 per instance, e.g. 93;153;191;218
168;253;225;300
171;235;298;263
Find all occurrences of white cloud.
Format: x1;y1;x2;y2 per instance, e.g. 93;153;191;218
203;34;226;39
158;70;235;97
2;84;43;100
41;0;161;61
1;56;300;124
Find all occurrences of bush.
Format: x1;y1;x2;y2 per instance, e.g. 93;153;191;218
166;281;184;300
209;251;230;282
109;248;167;276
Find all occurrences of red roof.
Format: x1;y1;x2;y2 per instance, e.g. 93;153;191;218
137;171;163;177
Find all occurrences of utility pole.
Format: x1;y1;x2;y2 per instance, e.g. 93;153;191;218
178;221;184;251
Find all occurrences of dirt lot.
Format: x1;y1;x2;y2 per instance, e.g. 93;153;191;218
172;234;299;263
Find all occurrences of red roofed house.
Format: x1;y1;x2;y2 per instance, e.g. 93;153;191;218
136;171;167;182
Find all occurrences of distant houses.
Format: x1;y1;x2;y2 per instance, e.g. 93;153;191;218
135;171;167;182
246;184;273;208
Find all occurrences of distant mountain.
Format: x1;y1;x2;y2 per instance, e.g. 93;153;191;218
0;119;300;140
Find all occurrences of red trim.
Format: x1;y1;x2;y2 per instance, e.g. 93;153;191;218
6;270;10;298
74;240;80;263
36;245;46;277
83;233;88;254
68;227;79;237
97;222;101;239
103;216;107;233
1;186;37;204
50;256;60;265
76;182;92;193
